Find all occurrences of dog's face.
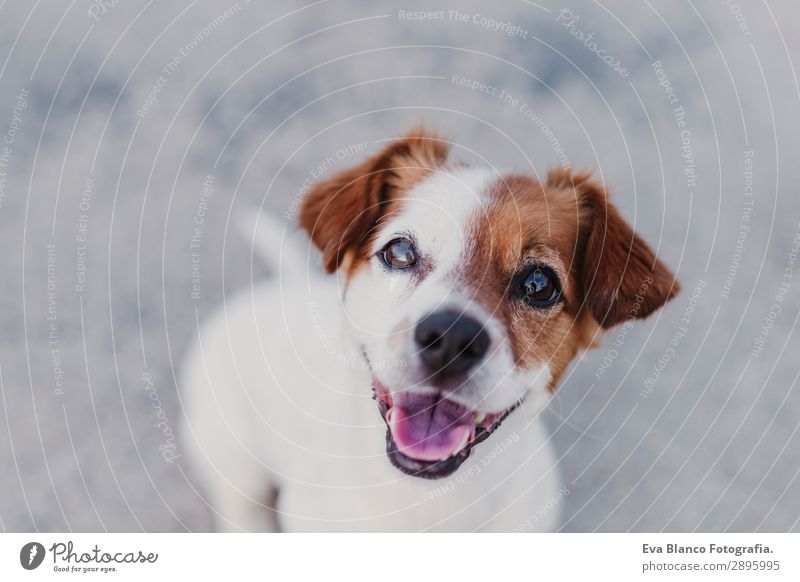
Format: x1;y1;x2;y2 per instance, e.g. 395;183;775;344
300;128;678;478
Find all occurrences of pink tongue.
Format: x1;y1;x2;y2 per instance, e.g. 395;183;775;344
387;392;476;462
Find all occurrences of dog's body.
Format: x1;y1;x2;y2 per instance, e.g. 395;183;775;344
181;128;678;532
181;277;560;532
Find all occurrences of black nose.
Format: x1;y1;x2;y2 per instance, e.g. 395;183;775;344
414;310;490;379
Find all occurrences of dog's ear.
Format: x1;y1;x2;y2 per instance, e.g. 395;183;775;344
299;128;449;273
549;170;679;328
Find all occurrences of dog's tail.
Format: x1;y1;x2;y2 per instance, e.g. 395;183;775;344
235;204;308;280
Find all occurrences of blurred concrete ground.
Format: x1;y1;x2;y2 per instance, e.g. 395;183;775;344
0;0;798;531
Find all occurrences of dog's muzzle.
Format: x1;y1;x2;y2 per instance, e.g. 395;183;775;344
372;379;520;479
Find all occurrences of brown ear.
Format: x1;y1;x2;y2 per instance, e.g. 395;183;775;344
299;128;448;272
549;170;679;328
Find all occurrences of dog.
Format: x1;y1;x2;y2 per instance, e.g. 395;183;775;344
180;127;679;532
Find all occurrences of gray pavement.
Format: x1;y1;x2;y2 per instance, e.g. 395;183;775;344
0;0;798;531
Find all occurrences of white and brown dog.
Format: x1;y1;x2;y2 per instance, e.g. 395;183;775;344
180;128;679;532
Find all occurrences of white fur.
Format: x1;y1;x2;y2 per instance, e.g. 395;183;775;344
180;168;562;532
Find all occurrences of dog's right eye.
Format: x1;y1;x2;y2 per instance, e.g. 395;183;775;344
519;266;561;307
380;238;417;269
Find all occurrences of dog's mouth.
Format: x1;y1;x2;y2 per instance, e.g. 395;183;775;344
372;378;519;479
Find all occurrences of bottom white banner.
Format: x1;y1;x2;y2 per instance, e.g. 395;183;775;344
1;533;797;581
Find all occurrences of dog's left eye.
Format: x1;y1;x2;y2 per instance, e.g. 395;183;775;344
380;238;417;269
520;267;561;307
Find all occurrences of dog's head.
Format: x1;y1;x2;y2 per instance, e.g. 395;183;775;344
299;128;678;479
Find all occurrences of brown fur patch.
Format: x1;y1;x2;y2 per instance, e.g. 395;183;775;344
462;175;587;386
548;169;680;328
299;127;448;273
461;171;678;390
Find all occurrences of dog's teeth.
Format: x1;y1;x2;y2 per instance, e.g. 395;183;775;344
474;412;486;424
386;407;396;428
455;429;471;453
